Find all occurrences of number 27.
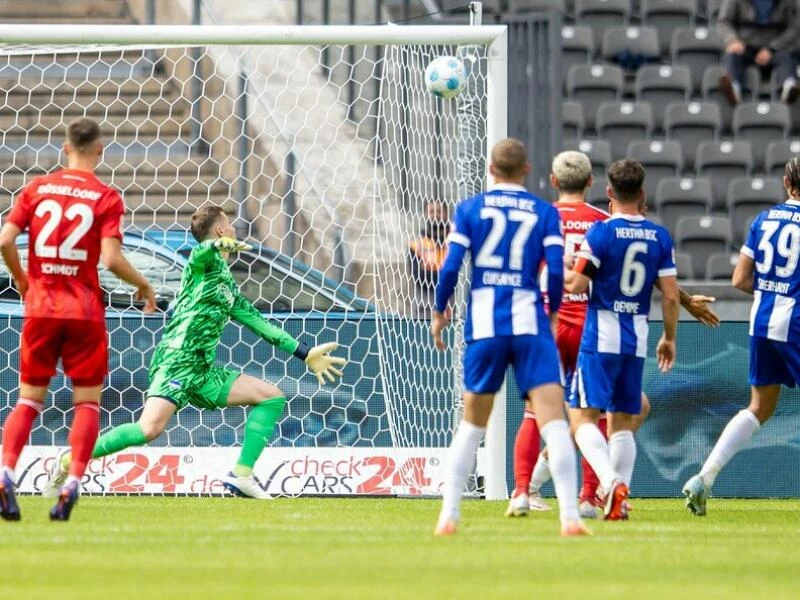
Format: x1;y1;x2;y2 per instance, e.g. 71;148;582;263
475;207;538;271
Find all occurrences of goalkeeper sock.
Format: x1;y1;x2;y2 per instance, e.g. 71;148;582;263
540;419;579;524
512;410;540;496
234;397;287;476
608;430;636;487
580;416;606;502
529;451;551;494
92;423;148;459
69;403;100;479
574;422;615;491
441;420;485;520
700;409;760;488
2;399;42;471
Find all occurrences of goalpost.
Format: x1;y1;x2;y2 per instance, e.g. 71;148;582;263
0;23;509;500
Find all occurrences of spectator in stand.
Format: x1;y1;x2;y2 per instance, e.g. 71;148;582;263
408;200;449;318
717;0;800;105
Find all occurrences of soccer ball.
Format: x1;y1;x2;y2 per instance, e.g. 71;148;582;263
424;56;467;99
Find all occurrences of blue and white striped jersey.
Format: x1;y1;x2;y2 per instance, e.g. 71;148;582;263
577;214;676;357
434;184;564;343
742;199;800;343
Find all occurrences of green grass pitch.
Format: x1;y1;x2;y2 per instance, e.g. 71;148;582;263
2;497;800;599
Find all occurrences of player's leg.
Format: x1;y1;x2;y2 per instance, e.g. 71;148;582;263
528;447;552;509
515;334;586;535
1;317;60;520
435;338;504;535
683;337;786;516
578;414;605;519
221;373;285;499
509;399;540;514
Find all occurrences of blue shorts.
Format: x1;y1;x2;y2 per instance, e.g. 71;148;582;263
463;335;563;395
568;352;644;415
749;336;800;388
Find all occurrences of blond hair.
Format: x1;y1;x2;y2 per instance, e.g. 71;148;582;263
551;151;592;193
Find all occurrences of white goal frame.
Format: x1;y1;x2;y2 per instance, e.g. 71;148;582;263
0;23;510;500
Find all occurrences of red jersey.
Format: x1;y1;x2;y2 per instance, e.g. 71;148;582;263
6;168;124;323
554;200;608;328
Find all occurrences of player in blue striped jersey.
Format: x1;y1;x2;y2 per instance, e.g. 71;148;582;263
431;139;588;537
684;157;800;516
565;160;680;520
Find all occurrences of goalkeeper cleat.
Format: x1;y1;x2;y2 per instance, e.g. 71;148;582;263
42;448;70;499
528;491;552;511
434;516;459;537
682;474;709;517
49;480;80;521
505;491;529;517
222;472;272;500
603;480;630;521
578;500;598;520
0;472;21;521
560;520;592;537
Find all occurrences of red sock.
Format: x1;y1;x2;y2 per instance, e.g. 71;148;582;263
68;403;100;479
513;410;540;496
580;416;608;503
1;399;42;470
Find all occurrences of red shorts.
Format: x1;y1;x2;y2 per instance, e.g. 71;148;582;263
20;317;108;387
557;319;584;377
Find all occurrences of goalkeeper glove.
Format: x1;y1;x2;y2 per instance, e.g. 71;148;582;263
303;342;347;385
213;237;252;252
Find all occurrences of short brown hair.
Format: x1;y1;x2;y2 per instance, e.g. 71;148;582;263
491;138;528;179
190;205;226;242
607;159;646;204
785;156;800;195
67;117;101;153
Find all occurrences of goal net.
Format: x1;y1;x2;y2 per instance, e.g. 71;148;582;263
0;24;508;497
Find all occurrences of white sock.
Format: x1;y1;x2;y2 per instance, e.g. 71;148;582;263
700;409;760;489
574;422;616;490
529;452;551;493
609;430;636;487
540;419;579;524
440;421;485;521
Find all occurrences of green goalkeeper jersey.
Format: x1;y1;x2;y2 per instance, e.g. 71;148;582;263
152;240;303;367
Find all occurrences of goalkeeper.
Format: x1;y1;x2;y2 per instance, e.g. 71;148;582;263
45;205;346;499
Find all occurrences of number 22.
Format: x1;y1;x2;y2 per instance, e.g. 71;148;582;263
33;199;95;261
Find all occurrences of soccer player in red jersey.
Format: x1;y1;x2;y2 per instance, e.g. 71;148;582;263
0;118;156;521
508;151;720;518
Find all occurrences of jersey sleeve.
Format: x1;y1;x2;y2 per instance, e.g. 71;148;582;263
6;185;33;231
434;201;471;312
657;228;678;278
99;191;124;240
542;205;565;313
573;222;605;279
229;291;304;357
187;240;219;270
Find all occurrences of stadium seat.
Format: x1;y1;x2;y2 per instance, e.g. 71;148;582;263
575;0;631;52
727;176;784;246
596;101;654;159
626;140;682;201
561;26;594;82
562;101;584;140
641;0;696;54
635;65;692;132
655;176;712;234
566;64;624;131
705;252;738;281
600;26;660;70
671;27;722;94
664;101;721;171
587;179;610;211
702;65;760;133
675;215;732;278
732;102;791;173
507;0;568;14
562;139;612;179
674;251;695;280
696;140;752;210
765;140;800;177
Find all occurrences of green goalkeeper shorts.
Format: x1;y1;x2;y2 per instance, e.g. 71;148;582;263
147;357;239;410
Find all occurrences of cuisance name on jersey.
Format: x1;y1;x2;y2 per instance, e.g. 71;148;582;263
36;183;102;201
482;271;523;287
615;227;658;241
41;263;79;276
758;279;790;294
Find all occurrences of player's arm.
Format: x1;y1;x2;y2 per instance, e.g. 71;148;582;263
542;206;565;315
656;234;680;373
188;237;251;271
431;207;468;350
732;253;755;294
100;238;157;313
0;223;27;296
654;279;720;327
564;238;598;295
229;294;345;385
